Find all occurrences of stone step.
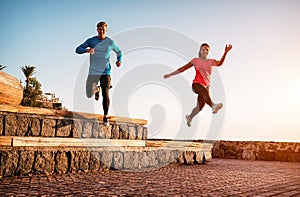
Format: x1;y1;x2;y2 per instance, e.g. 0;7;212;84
0;104;147;140
0;104;147;125
0;140;213;177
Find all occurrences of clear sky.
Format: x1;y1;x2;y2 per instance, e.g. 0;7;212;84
1;0;300;142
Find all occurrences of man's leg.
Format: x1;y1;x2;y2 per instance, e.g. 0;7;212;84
100;75;111;125
101;86;110;116
86;75;100;98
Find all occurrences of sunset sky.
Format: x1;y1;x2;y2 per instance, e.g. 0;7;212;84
1;0;300;142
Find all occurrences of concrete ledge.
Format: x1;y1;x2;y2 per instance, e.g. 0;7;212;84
0;104;147;125
0;136;146;147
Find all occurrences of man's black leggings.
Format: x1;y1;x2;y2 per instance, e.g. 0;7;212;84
86;75;111;115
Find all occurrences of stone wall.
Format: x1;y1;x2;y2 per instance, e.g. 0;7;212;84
0;111;147;140
0;106;213;178
212;141;300;162
0;146;210;177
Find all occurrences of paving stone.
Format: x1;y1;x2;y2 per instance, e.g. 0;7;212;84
0;159;300;196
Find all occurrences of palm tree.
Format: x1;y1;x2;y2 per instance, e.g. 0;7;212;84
21;65;36;89
0;65;6;70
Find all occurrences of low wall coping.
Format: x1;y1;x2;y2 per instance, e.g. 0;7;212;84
0;104;147;126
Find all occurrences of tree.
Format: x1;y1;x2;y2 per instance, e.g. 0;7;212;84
21;65;36;90
0;65;6;70
21;66;43;107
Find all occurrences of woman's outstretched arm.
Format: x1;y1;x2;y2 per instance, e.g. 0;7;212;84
163;61;193;79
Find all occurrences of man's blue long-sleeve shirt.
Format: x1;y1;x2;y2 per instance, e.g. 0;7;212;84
76;36;122;75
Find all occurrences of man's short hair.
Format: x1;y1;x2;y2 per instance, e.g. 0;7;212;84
97;21;108;28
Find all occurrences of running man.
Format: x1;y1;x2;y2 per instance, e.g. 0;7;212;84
76;21;122;126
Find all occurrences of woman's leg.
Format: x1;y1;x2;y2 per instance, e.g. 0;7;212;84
189;95;205;119
186;83;207;126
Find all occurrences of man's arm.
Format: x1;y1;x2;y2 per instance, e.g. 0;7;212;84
112;41;122;67
215;44;232;66
75;39;90;54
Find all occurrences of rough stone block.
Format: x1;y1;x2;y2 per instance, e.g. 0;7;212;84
16;151;35;175
212;148;224;158
34;151;54;175
128;126;136;140
183;151;195;165
100;151;113;169
224;149;237;159
30;118;41;136
177;153;185;164
169;150;181;164
41;119;56;137
72;119;83;138
16;115;31;136
55;151;70;174
111;125;119;139
136;126;143;140
138;151;158;168
82;121;93;138
0;114;3;136
143;127;148;140
5;114;17;136
157;149;171;166
89;152;101;171
56;119;72;137
138;152;148;168
79;151;90;172
99;124;111;139
112;152;123;169
195;152;205;164
123;152;139;169
0;150;18;177
265;143;280;151
92;121;100;138
119;124;129;139
146;151;158;167
204;151;212;161
70;151;80;172
242;149;256;160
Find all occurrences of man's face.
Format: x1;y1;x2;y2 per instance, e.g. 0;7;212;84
97;26;107;38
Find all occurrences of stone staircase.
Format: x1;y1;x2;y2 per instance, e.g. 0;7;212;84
0;104;213;177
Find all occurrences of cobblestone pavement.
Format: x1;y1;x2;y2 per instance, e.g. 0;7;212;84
1;159;300;196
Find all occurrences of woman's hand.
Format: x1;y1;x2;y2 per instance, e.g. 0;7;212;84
225;44;232;53
163;74;171;79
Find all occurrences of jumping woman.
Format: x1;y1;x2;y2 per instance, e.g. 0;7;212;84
163;43;232;127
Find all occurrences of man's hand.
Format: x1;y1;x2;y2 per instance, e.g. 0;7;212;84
116;61;121;67
87;48;95;54
225;44;232;53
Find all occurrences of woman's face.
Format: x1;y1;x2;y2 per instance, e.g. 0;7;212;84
199;46;210;58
